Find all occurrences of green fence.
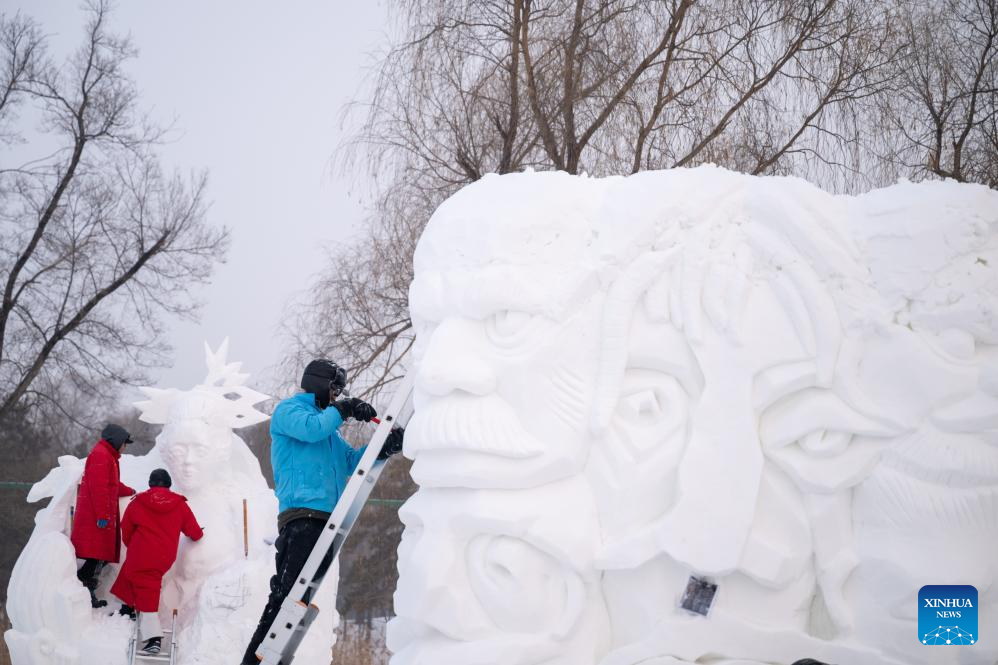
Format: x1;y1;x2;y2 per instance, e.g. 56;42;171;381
0;481;405;506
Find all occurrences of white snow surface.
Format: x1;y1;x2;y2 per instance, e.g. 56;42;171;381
4;341;339;665
393;167;998;665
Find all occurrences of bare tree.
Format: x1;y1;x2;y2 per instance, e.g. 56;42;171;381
0;2;228;435
878;0;998;187
285;0;902;398
0;12;43;146
280;184;426;398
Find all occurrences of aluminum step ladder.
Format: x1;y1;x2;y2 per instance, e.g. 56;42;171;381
127;609;178;665
256;374;416;664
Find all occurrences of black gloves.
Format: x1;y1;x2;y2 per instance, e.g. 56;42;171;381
331;397;378;422
378;427;404;460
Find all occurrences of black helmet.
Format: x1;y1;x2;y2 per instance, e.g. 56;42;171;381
301;359;348;408
149;468;172;488
101;423;133;450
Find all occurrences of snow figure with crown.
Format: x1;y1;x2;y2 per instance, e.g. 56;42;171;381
4;341;340;665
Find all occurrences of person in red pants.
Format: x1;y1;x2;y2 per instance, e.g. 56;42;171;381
70;423;136;608
111;468;204;656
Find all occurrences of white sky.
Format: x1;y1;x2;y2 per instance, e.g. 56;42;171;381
6;1;390;394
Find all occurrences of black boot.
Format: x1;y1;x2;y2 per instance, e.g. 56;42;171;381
77;559;107;608
118;604;136;619
80;575;107;608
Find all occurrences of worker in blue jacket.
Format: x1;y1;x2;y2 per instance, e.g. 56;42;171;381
242;359;404;664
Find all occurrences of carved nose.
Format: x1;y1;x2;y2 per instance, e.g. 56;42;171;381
417;318;496;396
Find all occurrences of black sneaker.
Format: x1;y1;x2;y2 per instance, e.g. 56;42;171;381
138;637;161;655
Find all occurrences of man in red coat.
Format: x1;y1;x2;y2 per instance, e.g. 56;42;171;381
111;468;204;656
71;423;136;608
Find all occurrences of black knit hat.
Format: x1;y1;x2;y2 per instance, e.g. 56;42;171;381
149;468;172;488
101;423;133;450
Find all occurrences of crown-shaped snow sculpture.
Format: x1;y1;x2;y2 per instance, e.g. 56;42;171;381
135;339;270;428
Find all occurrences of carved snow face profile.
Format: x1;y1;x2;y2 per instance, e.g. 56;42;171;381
388;477;608;665
593;279;816;572
407;172;609;489
135;341;270;495
158;410;232;493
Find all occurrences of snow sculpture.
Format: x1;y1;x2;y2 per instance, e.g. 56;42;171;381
390;477;609;664
5;341;340;665
393;168;998;665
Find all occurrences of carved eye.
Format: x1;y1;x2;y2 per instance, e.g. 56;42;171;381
621;389;661;420
612;373;690;458
618;374;687;428
485;310;537;346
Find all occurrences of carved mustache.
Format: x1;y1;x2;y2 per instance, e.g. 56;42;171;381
407;394;545;459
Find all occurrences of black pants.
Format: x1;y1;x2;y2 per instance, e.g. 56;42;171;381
76;558;105;587
241;517;334;664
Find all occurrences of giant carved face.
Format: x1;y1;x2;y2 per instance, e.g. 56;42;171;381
158;414;231;493
399;169;998;665
387;477;609;665
406;173;608;489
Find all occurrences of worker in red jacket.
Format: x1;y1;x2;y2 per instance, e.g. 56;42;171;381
111;468;204;656
70;423;136;608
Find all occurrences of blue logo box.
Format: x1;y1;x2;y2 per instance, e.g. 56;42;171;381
919;585;978;646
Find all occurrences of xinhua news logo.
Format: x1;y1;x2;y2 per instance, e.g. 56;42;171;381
919;585;978;646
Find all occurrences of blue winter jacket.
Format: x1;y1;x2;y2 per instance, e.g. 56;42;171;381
270;393;367;514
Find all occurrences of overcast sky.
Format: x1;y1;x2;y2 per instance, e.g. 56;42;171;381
7;1;390;395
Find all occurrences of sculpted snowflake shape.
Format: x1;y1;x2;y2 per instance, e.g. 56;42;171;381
134;338;270;428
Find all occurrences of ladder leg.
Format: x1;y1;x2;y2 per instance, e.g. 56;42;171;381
127;615;138;665
169;609;178;665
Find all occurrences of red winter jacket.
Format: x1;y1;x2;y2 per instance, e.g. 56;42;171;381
110;487;203;612
70;439;136;563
